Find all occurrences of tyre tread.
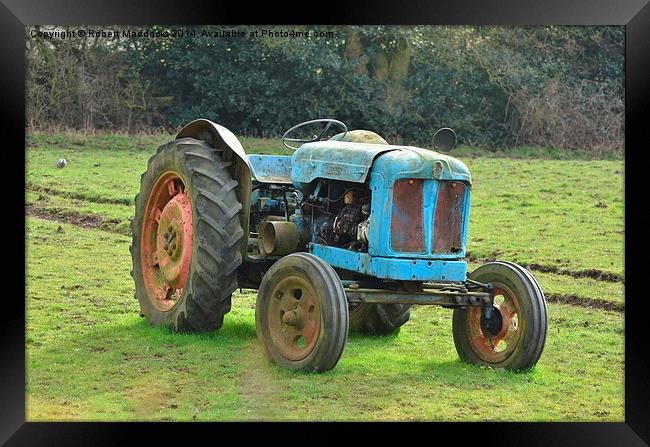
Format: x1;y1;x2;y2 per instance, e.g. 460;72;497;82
131;138;243;333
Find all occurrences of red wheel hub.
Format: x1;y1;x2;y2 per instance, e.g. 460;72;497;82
157;192;193;287
140;172;193;311
466;284;522;364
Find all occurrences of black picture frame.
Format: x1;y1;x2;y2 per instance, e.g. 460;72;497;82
5;0;648;444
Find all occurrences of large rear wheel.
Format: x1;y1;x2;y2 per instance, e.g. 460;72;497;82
130;138;243;332
349;303;411;335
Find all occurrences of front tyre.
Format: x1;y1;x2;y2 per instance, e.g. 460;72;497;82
131;138;243;332
256;253;349;372
452;261;547;370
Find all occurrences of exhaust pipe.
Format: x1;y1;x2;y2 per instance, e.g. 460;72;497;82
259;220;299;256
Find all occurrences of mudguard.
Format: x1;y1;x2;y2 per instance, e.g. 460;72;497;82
177;119;251;173
176;120;256;257
177;119;293;184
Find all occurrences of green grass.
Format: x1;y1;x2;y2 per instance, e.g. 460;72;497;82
27;218;623;421
466;158;624;275
452;145;623;161
25;131;624;421
25;132;291;205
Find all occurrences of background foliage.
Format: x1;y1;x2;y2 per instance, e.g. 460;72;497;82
26;25;624;154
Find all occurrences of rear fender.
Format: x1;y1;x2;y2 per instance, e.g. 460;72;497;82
176;119;253;257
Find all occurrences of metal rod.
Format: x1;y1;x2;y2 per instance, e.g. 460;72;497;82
345;288;491;306
466;278;490;289
347;288;489;297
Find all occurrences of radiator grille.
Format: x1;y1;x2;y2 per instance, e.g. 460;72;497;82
432;181;466;253
390;178;425;252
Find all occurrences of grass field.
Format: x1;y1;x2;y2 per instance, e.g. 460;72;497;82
25;131;625;421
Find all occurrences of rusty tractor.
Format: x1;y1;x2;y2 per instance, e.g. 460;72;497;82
131;119;548;372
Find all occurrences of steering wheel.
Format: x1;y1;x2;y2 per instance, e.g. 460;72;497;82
282;119;348;150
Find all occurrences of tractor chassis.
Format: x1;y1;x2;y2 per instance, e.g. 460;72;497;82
343;279;495;308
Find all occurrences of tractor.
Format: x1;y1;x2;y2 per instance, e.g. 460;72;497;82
131;118;548;372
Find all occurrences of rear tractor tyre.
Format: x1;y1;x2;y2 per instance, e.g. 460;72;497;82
452;261;547;370
348;303;411;335
255;253;349;372
130;138;243;332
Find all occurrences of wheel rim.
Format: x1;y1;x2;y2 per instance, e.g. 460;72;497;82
267;275;321;361
466;283;522;364
140;172;193;311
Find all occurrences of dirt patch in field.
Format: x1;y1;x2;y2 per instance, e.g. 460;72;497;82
27;183;133;206
525;263;623;283
26;203;128;235
465;252;623;283
546;293;623;312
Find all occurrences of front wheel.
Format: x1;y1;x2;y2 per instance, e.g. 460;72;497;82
452;261;547;370
256;253;349;372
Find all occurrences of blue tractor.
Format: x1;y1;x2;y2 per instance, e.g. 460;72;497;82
131;119;548;372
